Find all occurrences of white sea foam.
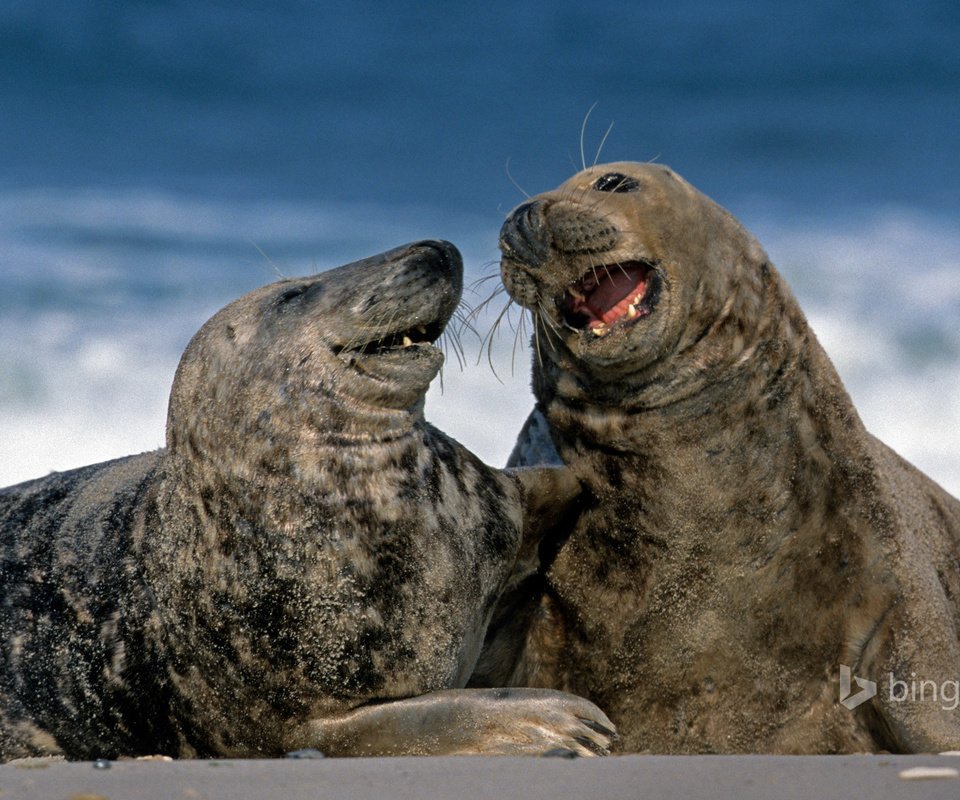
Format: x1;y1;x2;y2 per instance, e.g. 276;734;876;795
1;192;958;498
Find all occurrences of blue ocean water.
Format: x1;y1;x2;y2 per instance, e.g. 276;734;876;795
1;0;959;492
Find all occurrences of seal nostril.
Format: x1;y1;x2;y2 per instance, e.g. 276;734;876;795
416;240;462;270
513;201;538;222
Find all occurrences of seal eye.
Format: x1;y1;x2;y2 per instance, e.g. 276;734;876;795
593;173;640;193
275;286;307;307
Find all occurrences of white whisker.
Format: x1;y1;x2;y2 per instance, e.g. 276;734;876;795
579;101;599;171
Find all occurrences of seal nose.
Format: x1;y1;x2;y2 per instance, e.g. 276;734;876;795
412;239;463;277
407;239;463;299
499;200;551;268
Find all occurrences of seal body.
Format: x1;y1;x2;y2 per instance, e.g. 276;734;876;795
0;241;614;760
478;163;960;753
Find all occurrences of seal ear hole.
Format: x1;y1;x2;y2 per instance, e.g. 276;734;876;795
225;324;237;341
593;173;640;193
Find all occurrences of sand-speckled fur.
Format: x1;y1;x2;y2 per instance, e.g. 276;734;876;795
475;163;960;754
0;241;614;760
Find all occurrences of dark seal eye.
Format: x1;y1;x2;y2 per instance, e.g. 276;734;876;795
274;285;307;308
593;172;640;193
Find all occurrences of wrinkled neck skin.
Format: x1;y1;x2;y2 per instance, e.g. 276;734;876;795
168;386;428;507
537;254;805;457
160;351;434;542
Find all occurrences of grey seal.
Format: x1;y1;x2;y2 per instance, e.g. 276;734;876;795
474;162;960;754
0;240;615;760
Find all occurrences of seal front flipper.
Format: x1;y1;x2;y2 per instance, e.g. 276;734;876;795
507;406;562;468
855;449;960;752
861;600;960;753
507;464;583;565
289;688;616;757
468;466;583;690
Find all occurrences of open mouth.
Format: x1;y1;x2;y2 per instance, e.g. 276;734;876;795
559;260;660;337
334;319;445;357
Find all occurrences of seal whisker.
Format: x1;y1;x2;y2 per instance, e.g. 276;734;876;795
477;297;520;381
505;156;531;199
353;305;403;353
530;311;545;368
511;308;529;374
248;239;288;279
463;284;509;328
579;101;599;171
537;300;563;341
468;269;505;293
455;307;481;360
589;260;602;287
452;304;481;341
592;120;615;167
440;308;469;370
530;303;565;368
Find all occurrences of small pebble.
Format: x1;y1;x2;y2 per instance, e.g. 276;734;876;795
92;758;111;770
285;748;326;759
898;766;959;781
939;751;960;756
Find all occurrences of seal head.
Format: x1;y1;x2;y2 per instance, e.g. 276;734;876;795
168;240;462;465
500;162;768;401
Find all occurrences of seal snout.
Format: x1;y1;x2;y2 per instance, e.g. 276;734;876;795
499;195;660;339
500;198;623;274
399;238;464;319
500;200;552;269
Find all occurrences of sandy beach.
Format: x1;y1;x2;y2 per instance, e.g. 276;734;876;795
4;754;960;800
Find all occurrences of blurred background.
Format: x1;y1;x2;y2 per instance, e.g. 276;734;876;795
1;0;958;493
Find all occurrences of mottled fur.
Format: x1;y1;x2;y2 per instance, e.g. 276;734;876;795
475;163;960;753
0;241;614;760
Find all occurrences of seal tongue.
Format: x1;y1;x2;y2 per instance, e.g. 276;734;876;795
589;269;648;325
564;262;653;329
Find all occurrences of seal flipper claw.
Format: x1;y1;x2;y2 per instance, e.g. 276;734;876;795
542;748;579;759
574;735;609;757
579;717;618;739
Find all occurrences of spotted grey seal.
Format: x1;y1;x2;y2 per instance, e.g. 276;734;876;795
474;162;960;754
0;240;615;760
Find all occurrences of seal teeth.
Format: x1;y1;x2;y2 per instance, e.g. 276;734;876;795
591;324;609;337
627;304;638;318
402;335;413;347
416;325;428;335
